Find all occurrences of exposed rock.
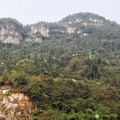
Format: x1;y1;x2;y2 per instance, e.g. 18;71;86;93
83;33;89;36
25;36;42;43
30;24;49;37
88;18;103;26
66;26;76;34
0;86;33;120
0;25;22;44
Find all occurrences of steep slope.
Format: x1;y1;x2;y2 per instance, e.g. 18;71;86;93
0;18;24;44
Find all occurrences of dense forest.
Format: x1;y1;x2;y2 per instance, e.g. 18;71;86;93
0;13;120;120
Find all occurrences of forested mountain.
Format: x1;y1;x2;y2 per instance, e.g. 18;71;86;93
0;12;120;44
0;12;120;120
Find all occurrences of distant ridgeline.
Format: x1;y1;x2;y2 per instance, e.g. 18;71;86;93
0;12;120;44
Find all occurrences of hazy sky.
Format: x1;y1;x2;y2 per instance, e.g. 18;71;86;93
0;0;120;25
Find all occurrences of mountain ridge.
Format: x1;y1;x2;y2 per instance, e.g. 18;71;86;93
0;12;119;44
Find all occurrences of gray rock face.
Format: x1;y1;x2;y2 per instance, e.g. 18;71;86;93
30;24;49;37
0;24;22;44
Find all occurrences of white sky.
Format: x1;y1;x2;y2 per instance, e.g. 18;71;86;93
0;0;120;25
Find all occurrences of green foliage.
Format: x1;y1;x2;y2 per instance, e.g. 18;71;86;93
16;59;36;74
8;70;28;88
26;76;47;101
0;13;120;119
31;110;41;120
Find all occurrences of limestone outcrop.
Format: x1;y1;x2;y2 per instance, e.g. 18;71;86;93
0;86;33;120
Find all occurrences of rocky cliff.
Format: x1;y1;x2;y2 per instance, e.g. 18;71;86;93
0;86;34;120
0;12;117;44
0;18;23;44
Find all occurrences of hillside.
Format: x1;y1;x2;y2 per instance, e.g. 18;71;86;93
0;12;120;120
